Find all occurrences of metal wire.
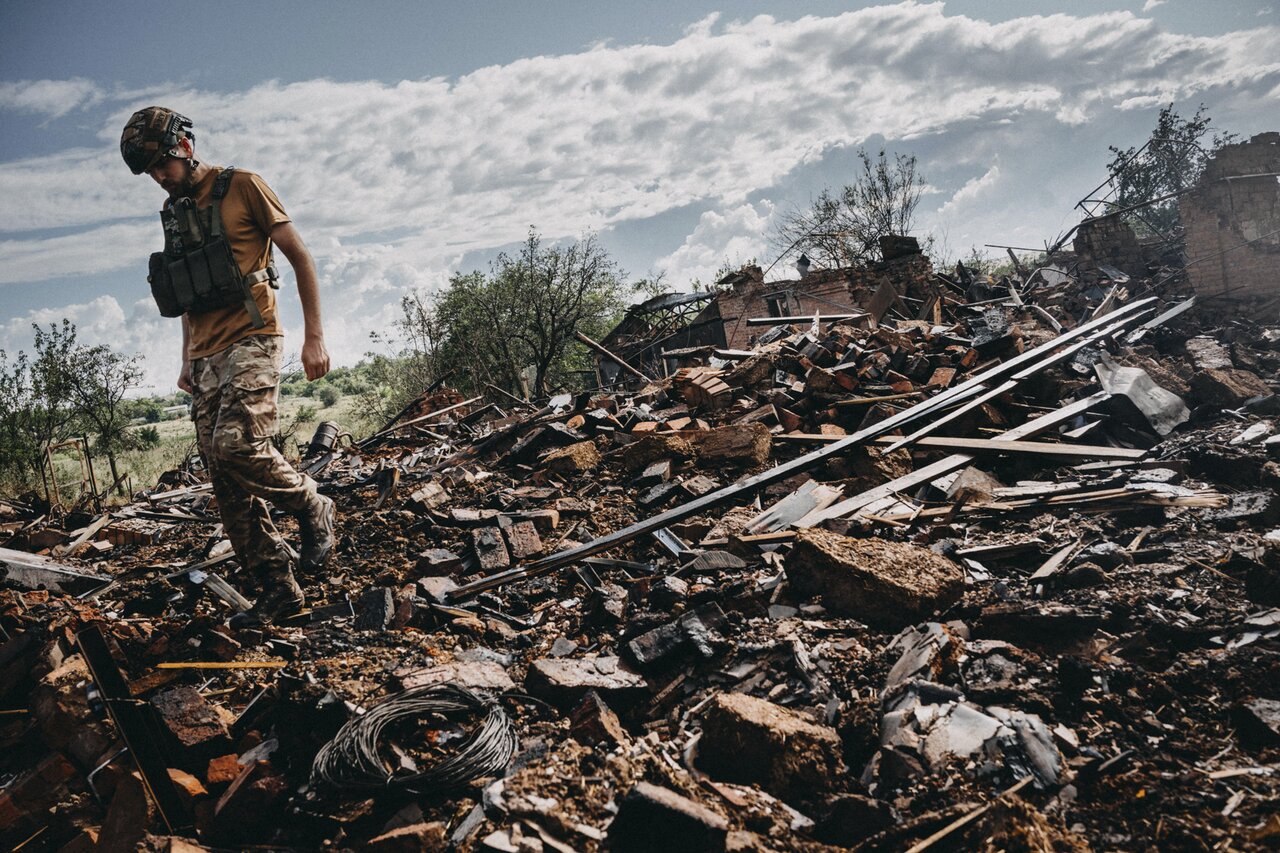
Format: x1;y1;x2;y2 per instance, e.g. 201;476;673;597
310;683;517;792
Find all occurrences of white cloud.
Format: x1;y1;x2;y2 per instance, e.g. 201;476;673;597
937;165;1003;217
0;78;103;119
656;201;775;288
2;3;1279;372
1142;0;1167;12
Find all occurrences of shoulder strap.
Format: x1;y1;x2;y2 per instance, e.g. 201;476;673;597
211;166;237;200
208;167;238;240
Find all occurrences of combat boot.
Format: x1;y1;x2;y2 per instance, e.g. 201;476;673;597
229;569;305;628
298;494;336;571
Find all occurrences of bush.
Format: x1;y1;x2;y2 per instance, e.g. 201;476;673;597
137;426;161;448
319;385;340;408
295;403;317;423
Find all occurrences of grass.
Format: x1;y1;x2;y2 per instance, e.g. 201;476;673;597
104;390;369;505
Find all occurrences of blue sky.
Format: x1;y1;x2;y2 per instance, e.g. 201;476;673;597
2;1;1278;392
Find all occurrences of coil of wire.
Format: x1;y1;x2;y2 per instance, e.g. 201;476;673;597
311;683;517;792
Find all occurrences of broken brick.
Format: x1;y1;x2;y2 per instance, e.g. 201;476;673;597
698;692;846;802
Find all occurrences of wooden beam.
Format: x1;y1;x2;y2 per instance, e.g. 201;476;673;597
575;330;654;383
778;433;1143;460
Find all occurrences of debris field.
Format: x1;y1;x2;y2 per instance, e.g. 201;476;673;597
4;240;1280;850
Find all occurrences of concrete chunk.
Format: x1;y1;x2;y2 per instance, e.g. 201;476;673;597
698;692;846;802
525;655;648;709
787;529;963;628
608;782;728;853
691;423;772;468
542;440;601;475
151;686;231;763
471;526;511;572
1190;367;1271;408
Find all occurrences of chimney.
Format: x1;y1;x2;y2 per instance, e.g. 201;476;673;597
795;253;811;278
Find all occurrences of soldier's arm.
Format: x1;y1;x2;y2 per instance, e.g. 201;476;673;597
271;221;330;381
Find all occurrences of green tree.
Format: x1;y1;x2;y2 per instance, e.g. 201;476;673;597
1105;103;1237;236
66;344;144;495
773;148;924;268
318;385;340;408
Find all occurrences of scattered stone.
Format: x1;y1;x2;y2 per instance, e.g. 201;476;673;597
569;690;629;747
502;519;543;559
698;692;846;802
398;659;516;694
365;821;448;852
648;575;689;610
815;793;893;846
407;481;449;511
1190;367;1271;408
471;526;511;572
416;549;463;576
205;754;242;788
98;771;155;853
786;528;964;628
525;655;648;709
354;587;394;631
608;782;728;853
30;654;114;768
1235;699;1280;747
623;433;696;474
151;686;232;766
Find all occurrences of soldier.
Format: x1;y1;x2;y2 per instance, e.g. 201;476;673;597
121;106;336;627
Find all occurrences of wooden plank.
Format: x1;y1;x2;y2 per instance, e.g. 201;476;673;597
780;432;1142;460
1030;541;1079;580
795;391;1114;527
882;380;1018;453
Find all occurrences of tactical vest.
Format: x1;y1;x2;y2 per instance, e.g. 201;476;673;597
147;167;278;328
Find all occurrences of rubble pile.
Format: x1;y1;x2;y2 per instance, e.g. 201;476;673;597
3;268;1280;852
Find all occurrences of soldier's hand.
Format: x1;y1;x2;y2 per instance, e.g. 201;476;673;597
178;360;194;394
302;337;330;381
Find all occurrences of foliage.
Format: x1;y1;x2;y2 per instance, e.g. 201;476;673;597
66;343;145;493
0;321;146;497
1106;104;1237;236
363;230;629;422
772;148;924;268
318;385;340;408
137;425;161;448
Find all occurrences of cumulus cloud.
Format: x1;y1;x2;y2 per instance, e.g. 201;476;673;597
937;165;1003;217
2;3;1278;370
656;201;776;287
1142;0;1167;11
0;78;103;119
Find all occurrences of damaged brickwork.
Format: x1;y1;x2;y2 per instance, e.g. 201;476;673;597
1181;132;1280;300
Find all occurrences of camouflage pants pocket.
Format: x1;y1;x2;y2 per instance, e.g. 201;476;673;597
226;336;282;439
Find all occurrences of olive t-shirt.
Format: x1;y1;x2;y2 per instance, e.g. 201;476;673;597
178;166;289;359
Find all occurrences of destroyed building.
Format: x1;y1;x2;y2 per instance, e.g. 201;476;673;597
1181;132;1280;301
4;169;1280;852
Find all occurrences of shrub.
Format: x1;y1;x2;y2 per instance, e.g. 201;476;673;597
137;426;161;448
319;385;340;408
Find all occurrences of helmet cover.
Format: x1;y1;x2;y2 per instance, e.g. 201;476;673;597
120;106;195;174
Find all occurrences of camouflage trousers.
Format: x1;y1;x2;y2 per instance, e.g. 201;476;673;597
191;335;319;576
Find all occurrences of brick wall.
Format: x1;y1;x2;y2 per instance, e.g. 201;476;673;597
1073;214;1146;280
1180;132;1280;300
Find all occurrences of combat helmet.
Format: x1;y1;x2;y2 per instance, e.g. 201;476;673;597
120;106;195;174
